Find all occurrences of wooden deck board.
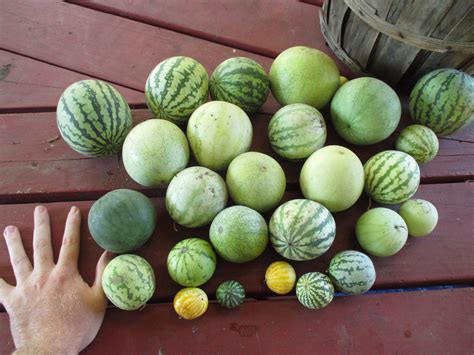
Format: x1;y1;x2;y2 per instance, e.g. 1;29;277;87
0;50;145;112
0;183;472;303
1;288;472;354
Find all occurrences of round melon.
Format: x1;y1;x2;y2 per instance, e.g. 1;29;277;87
269;46;340;109
122;119;189;187
226;152;286;213
88;189;157;253
210;57;270;114
399;199;438;237
268;103;327;161
209;206;268;263
356;208;408;257
339;76;349;87
327;250;376;295
166;166;228;228
409;68;474;136
173;287;208;320
269;199;336;261
145;56;209;124
296;272;334;309
264;261;296;295
102;254;155;311
330;77;401;145
216;280;245;309
57;80;132;157
300;145;364;212
167;238;217;287
395;124;439;164
187;101;253;171
364;150;420;204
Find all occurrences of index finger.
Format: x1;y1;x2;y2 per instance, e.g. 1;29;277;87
56;206;81;270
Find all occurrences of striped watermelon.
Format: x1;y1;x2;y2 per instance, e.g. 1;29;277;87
296;272;334;309
327;250;376;295
173;287;208;320
145;56;209;124
395;124;439;164
409;68;474;136
166;166;228;228
210;57;270;114
268;103;327;161
364;150;420;204
269;199;336;261
167;238;217;287
102;254;155;311
57;80;132;157
216;280;245;309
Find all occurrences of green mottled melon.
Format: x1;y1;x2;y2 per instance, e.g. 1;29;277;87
145;56;209;124
269;199;336;261
57;80;132;157
268;103;327;161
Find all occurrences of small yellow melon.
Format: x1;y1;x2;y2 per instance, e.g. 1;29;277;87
265;261;296;294
173;287;208;320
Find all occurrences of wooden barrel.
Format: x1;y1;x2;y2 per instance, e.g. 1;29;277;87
319;0;474;85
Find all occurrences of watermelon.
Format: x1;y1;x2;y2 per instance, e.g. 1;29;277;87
166;166;228;228
296;272;334;309
330;77;401;145
327;250;376;295
264;261;296;295
399;199;438;237
187;101;253;171
364;150;420;204
145;56;209;124
395;124;439;164
268;103;327;161
356;208;408;257
409;68;474;136
57;80;132;157
102;254;155;311
167;238;216;287
300;145;364;212
210;57;270;114
269;46;339;109
269;199;336;261
173;287;208;320
88;189;157;253
216;280;245;309
226;152;286;213
209;206;268;263
122;119;189;187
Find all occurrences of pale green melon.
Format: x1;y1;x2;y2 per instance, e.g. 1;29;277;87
399;199;438;237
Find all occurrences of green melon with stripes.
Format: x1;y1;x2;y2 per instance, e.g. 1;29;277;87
395;124;439;164
102;254;155;311
145;56;209;124
409;68;474;136
57;80;132;157
296;272;334;309
216;280;245;309
167;238;217;287
327;250;376;295
268;103;327;161
210;57;270;114
364;150;420;204
269;199;336;261
166;166;228;228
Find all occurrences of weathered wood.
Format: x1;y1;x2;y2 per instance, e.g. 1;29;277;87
0;183;472;304
0;51;145;113
1;104;473;202
1;288;473;354
0;0;281;115
68;0;352;76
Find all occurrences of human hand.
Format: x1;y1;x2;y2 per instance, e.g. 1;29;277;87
0;206;113;354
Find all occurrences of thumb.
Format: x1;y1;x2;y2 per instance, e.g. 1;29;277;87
92;251;115;296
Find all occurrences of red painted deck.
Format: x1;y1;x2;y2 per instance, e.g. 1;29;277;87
0;1;473;353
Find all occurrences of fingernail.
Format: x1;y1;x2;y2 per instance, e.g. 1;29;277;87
71;206;79;214
4;225;16;236
35;205;46;214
